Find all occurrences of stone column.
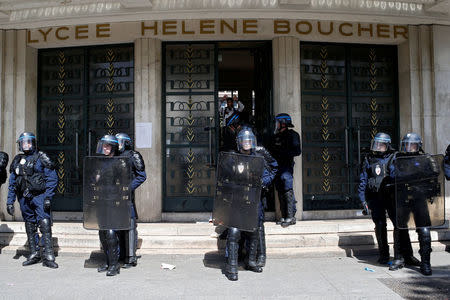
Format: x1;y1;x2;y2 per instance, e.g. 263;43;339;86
0;30;37;221
134;38;162;222
272;36;303;220
432;25;450;214
399;25;436;153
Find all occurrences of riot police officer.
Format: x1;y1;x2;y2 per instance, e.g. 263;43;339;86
269;113;301;227
358;133;393;264
220;111;242;152
444;144;450;180
0;151;8;187
225;128;277;281
95;135;122;276
389;133;436;275
115;133;147;268
6;132;58;268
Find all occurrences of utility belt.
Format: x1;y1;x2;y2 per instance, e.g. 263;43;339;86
16;173;46;198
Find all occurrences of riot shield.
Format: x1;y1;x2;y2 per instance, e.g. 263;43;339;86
212;152;265;232
394;154;446;229
83;156;132;230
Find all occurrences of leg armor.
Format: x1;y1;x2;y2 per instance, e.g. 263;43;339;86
256;225;266;268
417;227;432;276
225;227;240;281
39;218;58;269
374;222;389;264
98;230;109;272
104;230;120;276
277;190;286;225
400;230;420;267
123;218;138;268
246;229;262;273
389;228;405;271
22;222;41;266
281;190;296;227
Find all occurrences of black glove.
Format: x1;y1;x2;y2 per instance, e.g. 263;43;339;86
6;204;14;216
44;198;52;212
361;202;370;216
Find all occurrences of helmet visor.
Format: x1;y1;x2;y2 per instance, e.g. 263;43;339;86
370;140;388;152
96;139;117;156
401;141;419;153
237;134;256;151
18;137;36;152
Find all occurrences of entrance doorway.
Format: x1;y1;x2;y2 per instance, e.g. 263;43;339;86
37;44;134;211
300;43;399;210
162;41;272;212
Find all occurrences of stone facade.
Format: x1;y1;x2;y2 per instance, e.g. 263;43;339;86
0;21;449;222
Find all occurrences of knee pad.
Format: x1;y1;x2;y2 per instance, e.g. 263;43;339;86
227;227;241;243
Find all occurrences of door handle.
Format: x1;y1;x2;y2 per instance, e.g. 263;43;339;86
344;127;349;167
75;131;79;168
204;117;215;166
357;128;361;167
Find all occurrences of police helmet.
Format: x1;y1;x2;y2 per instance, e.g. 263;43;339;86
115;133;132;153
370;132;391;153
96;135;119;156
275;113;294;133
236;126;257;152
400;132;422;154
226;112;241;127
17;132;37;153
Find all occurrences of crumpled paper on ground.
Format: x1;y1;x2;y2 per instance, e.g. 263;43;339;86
161;263;176;270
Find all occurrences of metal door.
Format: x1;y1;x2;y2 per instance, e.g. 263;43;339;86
38;44;134;211
163;43;218;212
301;43;398;210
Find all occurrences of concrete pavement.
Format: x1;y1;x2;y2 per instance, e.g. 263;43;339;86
0;250;449;299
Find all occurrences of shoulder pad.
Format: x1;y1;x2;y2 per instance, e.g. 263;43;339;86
38;151;55;170
10;155;23;173
0;151;8;168
131;151;145;172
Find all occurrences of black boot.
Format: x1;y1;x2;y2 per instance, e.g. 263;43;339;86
39;219;58;269
98;230;109;272
246;229;262;273
22;222;41;266
225;228;240;281
374;225;389;264
276;192;286;225
399;229;420;266
256;225;266;268
123;219;138;269
281;190;296;228
105;230;120;276
389;228;404;271
417;228;432;276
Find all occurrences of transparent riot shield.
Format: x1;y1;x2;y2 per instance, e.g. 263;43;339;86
394;154;446;230
212;152;265;232
83;156;132;230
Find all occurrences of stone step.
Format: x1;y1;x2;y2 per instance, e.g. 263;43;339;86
1;219;448;236
1;228;449;249
1;242;448;257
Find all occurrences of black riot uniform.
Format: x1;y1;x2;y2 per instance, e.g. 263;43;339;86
0;151;8;186
115;133;147;268
224;128;278;281
389;133;436;276
358;133;395;264
95;135;123;276
220;112;242;152
269;113;301;227
6;132;59;269
357;133;420;268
